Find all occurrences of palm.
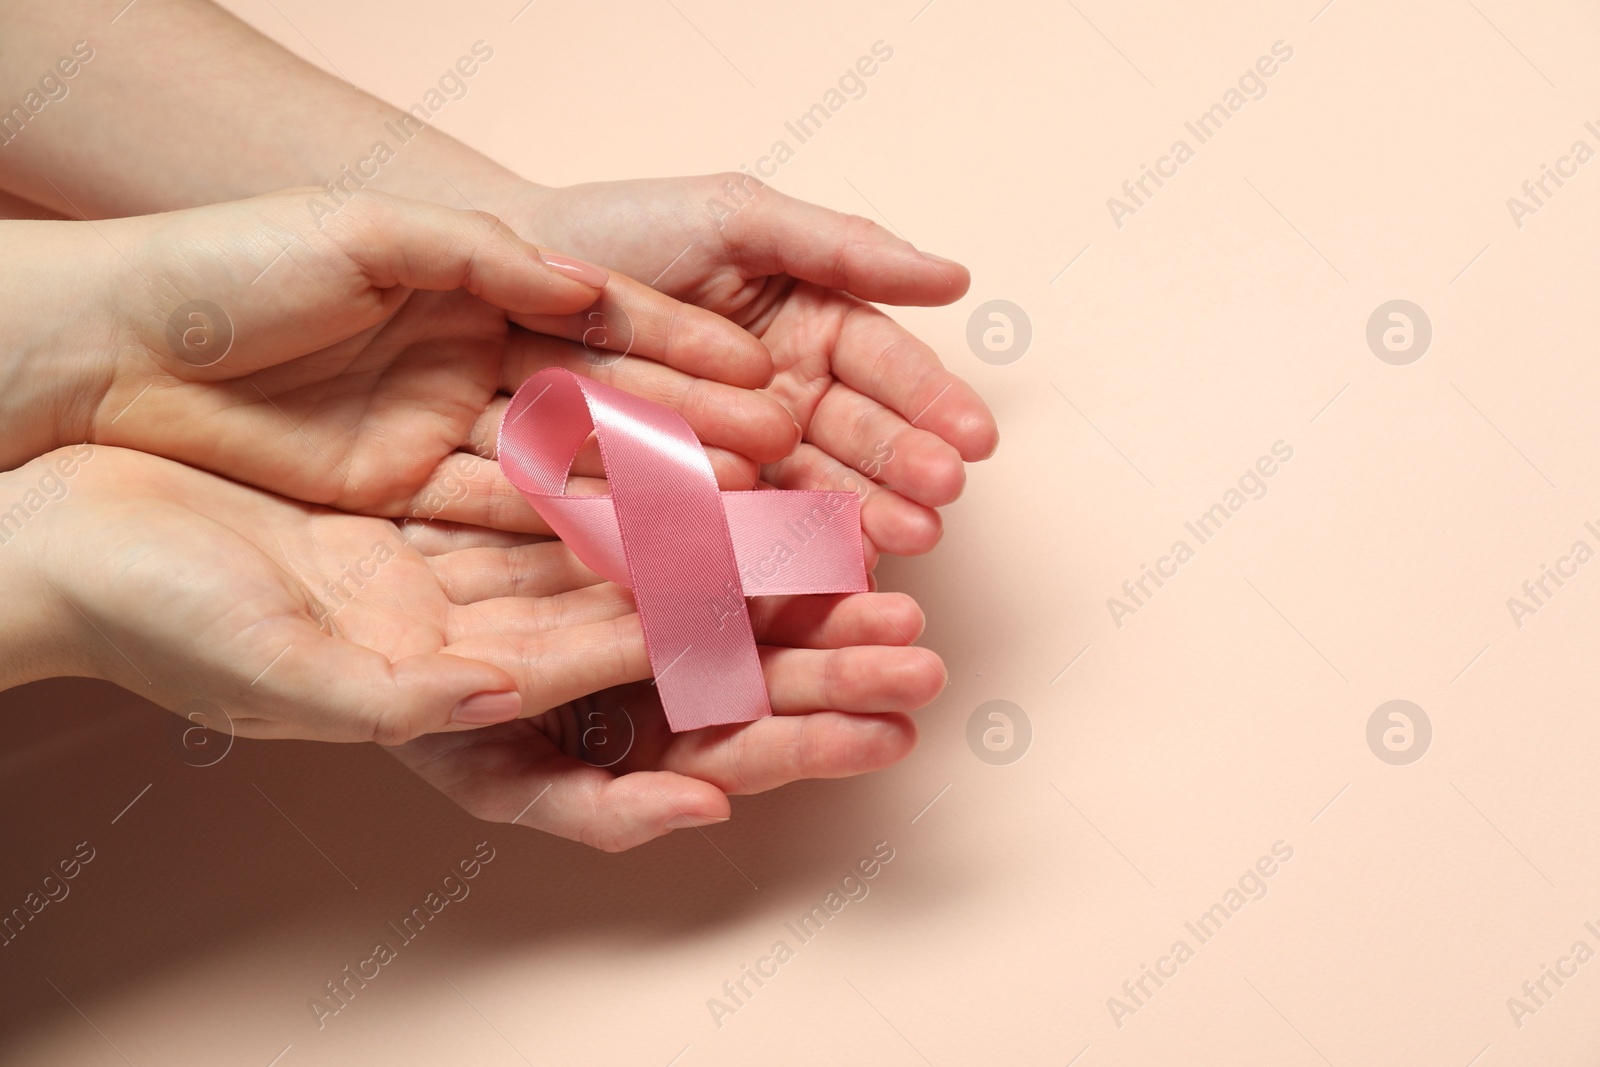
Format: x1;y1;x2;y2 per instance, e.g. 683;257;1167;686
86;190;786;534
517;176;999;558
30;447;655;742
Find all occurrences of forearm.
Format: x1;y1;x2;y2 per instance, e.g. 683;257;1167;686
0;0;538;221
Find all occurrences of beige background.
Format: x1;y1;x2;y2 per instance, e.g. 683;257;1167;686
5;0;1600;1063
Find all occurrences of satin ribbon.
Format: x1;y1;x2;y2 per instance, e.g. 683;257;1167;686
497;368;868;732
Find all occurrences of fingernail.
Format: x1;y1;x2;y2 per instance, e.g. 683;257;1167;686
452;691;522;725
665;813;729;830
923;252;963;269
540;252;610;288
791;418;805;446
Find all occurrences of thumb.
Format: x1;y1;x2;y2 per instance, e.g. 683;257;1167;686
249;622;525;745
314;190;610;316
130;190;609;376
723;180;970;306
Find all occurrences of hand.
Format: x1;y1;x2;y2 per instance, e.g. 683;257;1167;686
388;584;944;852
509;175;1001;558
8;446;942;771
1;189;797;529
5;445;665;742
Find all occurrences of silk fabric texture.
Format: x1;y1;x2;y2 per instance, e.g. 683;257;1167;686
497;369;868;731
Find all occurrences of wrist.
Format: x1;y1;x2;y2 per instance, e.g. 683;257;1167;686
489;180;558;243
0;221;119;468
344;124;549;233
0;448;95;690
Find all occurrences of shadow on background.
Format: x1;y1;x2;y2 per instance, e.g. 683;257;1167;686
0;674;986;1055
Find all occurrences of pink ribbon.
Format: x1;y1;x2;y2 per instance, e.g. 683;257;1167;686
497;368;868;732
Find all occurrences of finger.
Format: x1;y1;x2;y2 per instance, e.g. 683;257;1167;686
397;520;549;557
405;446;755;535
512;270;774;389
761;644;947;714
443;612;653;714
467;394;764;490
448;585;636;640
386;728;729;852
762;442;941;558
720;181;970;306
399;452;572;534
831;301;1000;462
323;191;608;315
520;767;731;851
657;711;917;797
807;381;968;508
464;396;511;456
240;616;524;745
748;592;924;649
426;539;605;602
124;192;601;379
494;328;795;462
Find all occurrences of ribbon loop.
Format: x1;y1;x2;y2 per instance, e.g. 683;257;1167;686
498;368;867;732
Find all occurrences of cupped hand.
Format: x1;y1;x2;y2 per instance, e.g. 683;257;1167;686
387;570;945;852
30;189;798;526
11;446;688;743
13;445;945;799
511;175;1001;558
